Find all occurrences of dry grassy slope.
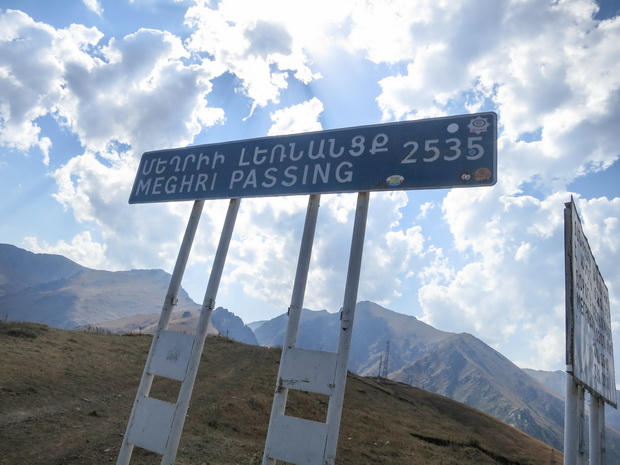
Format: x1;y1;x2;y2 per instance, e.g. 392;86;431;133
0;322;561;465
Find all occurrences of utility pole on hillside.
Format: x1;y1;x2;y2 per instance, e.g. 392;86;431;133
381;340;390;379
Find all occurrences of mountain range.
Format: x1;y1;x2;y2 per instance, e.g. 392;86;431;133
253;302;569;449
1;242;619;460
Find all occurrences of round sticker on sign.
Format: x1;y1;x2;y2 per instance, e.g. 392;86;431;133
386;175;404;187
459;171;473;183
475;167;492;182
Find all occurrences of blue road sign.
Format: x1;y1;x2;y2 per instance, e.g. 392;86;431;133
129;112;497;203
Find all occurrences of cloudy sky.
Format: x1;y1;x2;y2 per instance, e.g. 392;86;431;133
1;0;619;385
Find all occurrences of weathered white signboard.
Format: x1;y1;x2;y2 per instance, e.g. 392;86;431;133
565;199;616;406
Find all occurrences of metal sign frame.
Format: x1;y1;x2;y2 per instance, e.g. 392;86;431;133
117;112;498;465
129;112;497;203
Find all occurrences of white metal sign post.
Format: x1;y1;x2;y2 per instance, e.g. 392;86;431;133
118;112;497;465
564;199;617;465
262;192;369;465
117;198;239;465
116;199;204;464
262;193;321;463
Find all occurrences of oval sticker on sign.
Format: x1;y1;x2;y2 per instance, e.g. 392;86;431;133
386;175;404;187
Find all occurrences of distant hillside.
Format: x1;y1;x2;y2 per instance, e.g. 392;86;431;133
523;369;567;396
524;368;620;432
0;266;199;328
210;306;258;345
254;301;620;459
392;332;564;449
0;321;562;465
0;243;89;296
87;307;218;336
254;301;451;375
0;244;256;343
97;306;258;345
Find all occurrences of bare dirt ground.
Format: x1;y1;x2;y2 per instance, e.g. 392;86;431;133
0;322;561;464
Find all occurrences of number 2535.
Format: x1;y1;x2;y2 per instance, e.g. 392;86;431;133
401;137;484;163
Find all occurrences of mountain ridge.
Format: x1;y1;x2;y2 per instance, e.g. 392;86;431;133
392;331;565;448
0;266;199;328
0;243;89;297
0;243;257;343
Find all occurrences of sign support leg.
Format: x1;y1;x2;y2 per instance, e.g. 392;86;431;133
324;191;370;464
600;397;606;464
117;199;205;465
261;192;369;465
577;385;586;465
590;393;601;465
564;371;578;465
283;194;321;351
162;198;240;464
262;194;321;465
